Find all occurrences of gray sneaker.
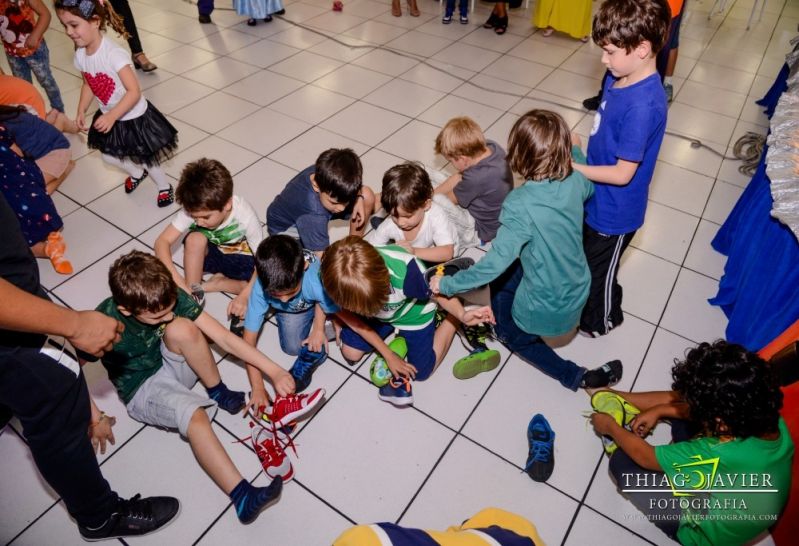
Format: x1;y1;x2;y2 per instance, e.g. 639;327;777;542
664;83;674;103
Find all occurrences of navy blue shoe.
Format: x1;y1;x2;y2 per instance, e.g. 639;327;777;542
524;414;555;482
289;346;327;393
378;376;413;406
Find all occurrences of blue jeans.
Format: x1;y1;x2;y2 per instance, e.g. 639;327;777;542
275;307;315;356
490;261;585;391
6;42;65;112
197;0;214;15
445;0;468;16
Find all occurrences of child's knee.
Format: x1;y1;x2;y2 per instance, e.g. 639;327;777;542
164;317;203;349
187;406;212;435
184;231;208;252
341;344;364;363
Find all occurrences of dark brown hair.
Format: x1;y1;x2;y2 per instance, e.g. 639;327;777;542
314;148;363;205
434;117;487;159
54;0;129;39
380;162;433;216
507;110;572;182
109;250;177;314
176;158;233;212
592;0;671;54
320;236;389;317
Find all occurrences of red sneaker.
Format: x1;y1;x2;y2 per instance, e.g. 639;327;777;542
264;389;325;428
332;1;343;11
250;422;294;481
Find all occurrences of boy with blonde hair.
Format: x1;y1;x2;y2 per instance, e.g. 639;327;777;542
433;116;513;250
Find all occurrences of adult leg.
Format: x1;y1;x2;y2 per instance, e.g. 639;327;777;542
275;308;315;356
580;223;635;337
197;0;215;16
0;346;117;528
108;0;144;55
491;261;586;390
26;43;65;113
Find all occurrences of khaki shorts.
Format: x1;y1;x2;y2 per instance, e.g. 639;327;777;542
126;343;217;437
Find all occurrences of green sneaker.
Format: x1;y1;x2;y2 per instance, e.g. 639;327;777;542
590;391;640;455
452;349;501;380
370;336;407;387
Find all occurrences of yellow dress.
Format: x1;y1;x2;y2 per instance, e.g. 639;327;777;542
533;0;593;40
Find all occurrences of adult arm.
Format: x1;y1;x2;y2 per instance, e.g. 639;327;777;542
0;278;122;356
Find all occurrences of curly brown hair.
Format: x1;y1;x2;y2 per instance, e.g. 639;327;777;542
591;0;670;54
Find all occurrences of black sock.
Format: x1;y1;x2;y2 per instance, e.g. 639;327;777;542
230;477;283;523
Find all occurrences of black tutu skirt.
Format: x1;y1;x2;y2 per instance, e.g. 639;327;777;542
88;101;178;167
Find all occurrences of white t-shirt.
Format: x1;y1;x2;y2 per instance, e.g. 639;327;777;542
171;195;264;256
74;37;147;120
367;202;457;252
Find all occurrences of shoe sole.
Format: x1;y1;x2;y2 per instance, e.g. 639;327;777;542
265;463;294;483
452;350;501;380
80;501;181;542
377;394;413;406
271;389;326;428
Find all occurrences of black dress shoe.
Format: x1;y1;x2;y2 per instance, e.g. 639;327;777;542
198;13;212;23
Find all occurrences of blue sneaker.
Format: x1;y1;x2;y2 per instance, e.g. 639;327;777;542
289;346;326;393
378;376;413;406
524;414;555;482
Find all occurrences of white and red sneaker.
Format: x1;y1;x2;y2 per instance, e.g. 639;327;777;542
264;389;326;428
250;422;294;482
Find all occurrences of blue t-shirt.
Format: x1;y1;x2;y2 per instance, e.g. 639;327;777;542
243;256;339;333
1;111;70;159
584;73;667;235
266;166;349;252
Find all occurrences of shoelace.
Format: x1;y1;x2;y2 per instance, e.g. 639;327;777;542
389;376;411;392
523;432;553;471
116;494;153;521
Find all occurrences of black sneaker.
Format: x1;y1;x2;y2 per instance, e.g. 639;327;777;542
461;322;493;353
79;494;179;541
582;94;601;111
229;315;245;337
580;360;623;389
523;414;555;482
198;13;212;23
423;257;475;284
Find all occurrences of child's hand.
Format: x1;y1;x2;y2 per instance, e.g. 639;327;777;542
590;412;617;436
24;33;43;50
351;196;366;231
227;295;248;320
461;305;494;326
630;408;659;437
387;352;417;380
76;112;88;132
88;413;117;454
428;275;441;294
93;113;117;133
244;388;271;418
395;240;413;254
271;369;296;397
303;326;327;353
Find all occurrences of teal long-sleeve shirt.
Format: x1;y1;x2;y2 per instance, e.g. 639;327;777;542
439;147;594;337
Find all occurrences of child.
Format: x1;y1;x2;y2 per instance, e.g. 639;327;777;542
0;105;73;194
154;158;262;324
55;0;179;208
430;110;622;391
367;162;457;264
243;235;339;397
571;0;670;337
533;0;592;41
433;116;513;250
0;125;72;274
321;236;493;406
590;340;793;545
1;0;66;113
266;148;375;255
234;0;283;26
442;0;468;24
84;250;304;524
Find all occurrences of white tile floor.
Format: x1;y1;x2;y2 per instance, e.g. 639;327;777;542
2;0;797;543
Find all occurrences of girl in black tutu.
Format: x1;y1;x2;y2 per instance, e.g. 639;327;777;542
55;0;178;207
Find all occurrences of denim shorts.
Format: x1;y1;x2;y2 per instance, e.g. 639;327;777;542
203;243;255;281
126;343;217;437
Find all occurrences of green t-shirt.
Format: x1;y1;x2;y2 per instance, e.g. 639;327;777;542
654;418;794;546
95;290;203;403
374;246;436;330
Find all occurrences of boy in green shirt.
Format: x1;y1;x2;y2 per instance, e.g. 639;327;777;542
590;340;793;545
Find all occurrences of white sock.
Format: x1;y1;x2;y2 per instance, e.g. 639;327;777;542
147;166;171;191
102;154;144;179
664;76;673;86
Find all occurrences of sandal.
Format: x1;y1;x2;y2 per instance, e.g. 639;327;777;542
247;18;257;25
391;0;401;16
483;11;498;28
407;0;420;17
493;15;508;35
580;360;623;389
132;52;157;72
542;27;554;37
157;185;175;208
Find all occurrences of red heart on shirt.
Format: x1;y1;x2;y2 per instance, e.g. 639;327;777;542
82;71;116;105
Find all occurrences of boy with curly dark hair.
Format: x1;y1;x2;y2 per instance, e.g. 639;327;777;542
590;340;793;545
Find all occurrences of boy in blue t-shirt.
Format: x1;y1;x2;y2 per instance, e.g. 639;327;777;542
243;235;339;397
266;148;376;254
572;0;671;337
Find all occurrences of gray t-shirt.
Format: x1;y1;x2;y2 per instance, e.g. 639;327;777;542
453;140;513;242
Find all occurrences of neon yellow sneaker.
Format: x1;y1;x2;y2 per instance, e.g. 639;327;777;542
590;391;640;455
370;336;407;387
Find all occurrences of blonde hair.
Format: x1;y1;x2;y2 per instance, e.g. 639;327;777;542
321;237;389;317
434;117;487;159
507;110;572;182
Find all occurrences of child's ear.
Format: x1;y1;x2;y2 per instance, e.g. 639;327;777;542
310;174;320;194
224;198;233;211
424;199;433;211
116;305;132;317
636;40;653;59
